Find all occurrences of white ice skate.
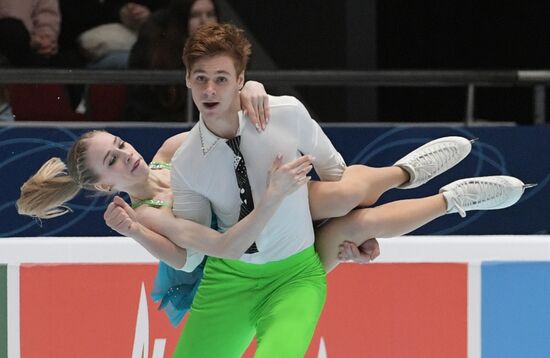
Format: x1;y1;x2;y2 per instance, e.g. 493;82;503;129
440;175;536;218
395;136;473;189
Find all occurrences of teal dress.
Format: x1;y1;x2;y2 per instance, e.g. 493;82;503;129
136;162;211;326
151;257;206;326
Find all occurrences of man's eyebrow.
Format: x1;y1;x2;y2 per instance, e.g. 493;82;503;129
103;137;117;165
191;69;231;75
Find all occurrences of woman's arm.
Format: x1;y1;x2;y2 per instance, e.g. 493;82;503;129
240;80;270;131
152;132;189;163
104;197;188;269
105;155;312;262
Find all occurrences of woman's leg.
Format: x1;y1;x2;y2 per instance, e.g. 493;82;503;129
315;194;447;272
308;136;473;220
315;175;529;273
308;165;408;220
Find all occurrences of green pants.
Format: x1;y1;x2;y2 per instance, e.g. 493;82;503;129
173;246;327;358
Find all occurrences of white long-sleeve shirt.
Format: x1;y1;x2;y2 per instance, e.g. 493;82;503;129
171;95;346;271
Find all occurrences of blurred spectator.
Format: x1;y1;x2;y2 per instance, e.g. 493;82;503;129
58;0;169;69
56;1;170;113
0;0;64;122
125;0;218;121
0;0;62;67
0;85;13;121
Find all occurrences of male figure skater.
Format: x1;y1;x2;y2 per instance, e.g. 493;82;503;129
170;23;470;357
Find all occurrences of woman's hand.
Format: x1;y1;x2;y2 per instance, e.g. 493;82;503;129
240;81;270;132
266;154;313;200
338;239;381;263
104;196;142;237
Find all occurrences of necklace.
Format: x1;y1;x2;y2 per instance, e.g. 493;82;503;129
199;122;220;155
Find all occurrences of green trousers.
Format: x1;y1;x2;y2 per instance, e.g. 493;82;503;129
173;246;327;358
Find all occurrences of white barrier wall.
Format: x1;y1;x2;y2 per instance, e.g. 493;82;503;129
2;235;549;263
1;235;549;358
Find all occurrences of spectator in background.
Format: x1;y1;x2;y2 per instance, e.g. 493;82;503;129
56;1;170;113
0;0;170;69
0;0;63;122
0;85;13;121
58;0;169;69
125;0;218;121
0;0;61;67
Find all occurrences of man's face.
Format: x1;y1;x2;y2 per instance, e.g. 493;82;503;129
186;54;244;121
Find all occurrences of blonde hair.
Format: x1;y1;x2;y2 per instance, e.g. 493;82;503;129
17;130;105;219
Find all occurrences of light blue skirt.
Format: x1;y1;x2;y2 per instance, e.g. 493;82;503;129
151;259;206;326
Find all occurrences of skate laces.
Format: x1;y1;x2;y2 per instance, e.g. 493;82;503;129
450;180;504;218
412;144;458;179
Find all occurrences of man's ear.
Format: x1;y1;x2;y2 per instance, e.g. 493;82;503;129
185;71;191;88
237;72;245;89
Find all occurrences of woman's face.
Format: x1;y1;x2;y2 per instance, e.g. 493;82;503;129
188;0;218;34
85;131;148;191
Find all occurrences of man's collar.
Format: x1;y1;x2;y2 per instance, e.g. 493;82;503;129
236;111;245;136
198;112;246;156
198;118;221;156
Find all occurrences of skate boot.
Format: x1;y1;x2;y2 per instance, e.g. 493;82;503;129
439;175;535;218
395;136;473;189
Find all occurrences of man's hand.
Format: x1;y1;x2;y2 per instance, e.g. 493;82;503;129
338;238;380;263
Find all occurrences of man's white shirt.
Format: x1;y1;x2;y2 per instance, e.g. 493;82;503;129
171;95;346;271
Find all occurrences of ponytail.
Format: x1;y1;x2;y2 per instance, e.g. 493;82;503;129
17;157;81;219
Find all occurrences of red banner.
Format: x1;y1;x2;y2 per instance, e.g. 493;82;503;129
20;264;182;358
19;263;467;357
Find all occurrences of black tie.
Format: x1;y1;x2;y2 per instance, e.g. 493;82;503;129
226;136;258;254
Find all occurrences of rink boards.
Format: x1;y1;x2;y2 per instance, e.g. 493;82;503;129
1;235;549;358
